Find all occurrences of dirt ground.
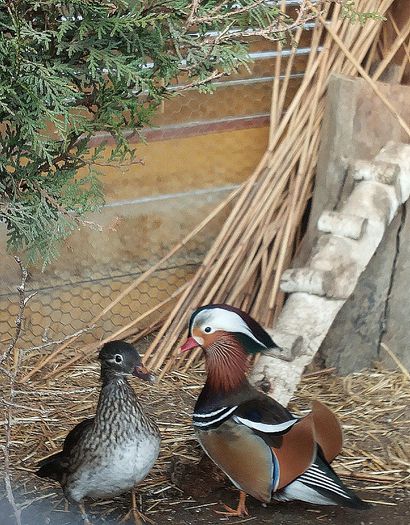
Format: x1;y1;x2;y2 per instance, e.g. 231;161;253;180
1;482;409;525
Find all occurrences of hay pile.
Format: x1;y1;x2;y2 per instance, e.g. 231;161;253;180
2;360;408;520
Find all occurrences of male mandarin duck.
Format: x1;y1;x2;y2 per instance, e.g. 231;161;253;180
181;304;369;516
35;341;160;525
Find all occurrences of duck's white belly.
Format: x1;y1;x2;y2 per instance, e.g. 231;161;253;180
70;435;160;500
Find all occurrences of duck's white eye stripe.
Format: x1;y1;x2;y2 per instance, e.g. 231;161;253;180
195;308;267;347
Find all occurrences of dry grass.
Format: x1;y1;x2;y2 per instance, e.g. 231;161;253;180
1;355;409;519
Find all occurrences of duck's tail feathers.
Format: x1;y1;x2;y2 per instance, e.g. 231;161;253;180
274;453;370;509
35;452;65;482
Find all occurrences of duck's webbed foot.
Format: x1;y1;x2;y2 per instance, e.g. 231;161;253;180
120;489;154;525
215;490;249;517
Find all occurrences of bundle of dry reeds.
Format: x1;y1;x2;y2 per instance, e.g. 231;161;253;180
24;0;410;382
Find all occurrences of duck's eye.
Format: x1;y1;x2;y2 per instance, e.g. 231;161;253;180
204;326;212;333
115;354;123;363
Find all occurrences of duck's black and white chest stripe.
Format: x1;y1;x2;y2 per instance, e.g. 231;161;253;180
193;406;239;429
193;404;299;433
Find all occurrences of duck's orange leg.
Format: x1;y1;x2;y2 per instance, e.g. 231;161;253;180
215;490;249;517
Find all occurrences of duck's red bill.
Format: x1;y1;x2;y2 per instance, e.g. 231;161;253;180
180;336;199;353
133;364;156;383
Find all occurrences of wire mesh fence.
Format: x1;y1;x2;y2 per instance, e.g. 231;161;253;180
0;235;209;351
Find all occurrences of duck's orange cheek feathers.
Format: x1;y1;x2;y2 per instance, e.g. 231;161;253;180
197;329;228;349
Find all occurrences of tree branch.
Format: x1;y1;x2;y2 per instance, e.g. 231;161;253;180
0;256;33;525
0;257;32;367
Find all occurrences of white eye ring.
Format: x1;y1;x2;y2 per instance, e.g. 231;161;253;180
115;354;123;363
204;326;212;333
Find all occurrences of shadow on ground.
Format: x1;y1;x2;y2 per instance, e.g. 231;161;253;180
1;482;409;525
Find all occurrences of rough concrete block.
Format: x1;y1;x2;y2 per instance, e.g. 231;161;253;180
296;75;360;263
381;201;410;369
293;74;410;374
320;212;401;374
297;74;410;265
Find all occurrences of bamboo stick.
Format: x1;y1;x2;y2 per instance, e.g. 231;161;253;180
276;25;304;125
269;0;284;135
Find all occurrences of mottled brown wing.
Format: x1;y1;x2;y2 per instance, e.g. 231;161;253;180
273;414;316;490
311;400;343;463
62;417;94;455
197;420;273;503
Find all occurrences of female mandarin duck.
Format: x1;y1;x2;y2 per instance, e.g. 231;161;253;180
181;304;369;516
35;341;160;524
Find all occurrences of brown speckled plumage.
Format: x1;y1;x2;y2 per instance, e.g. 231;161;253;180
36;341;160;505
